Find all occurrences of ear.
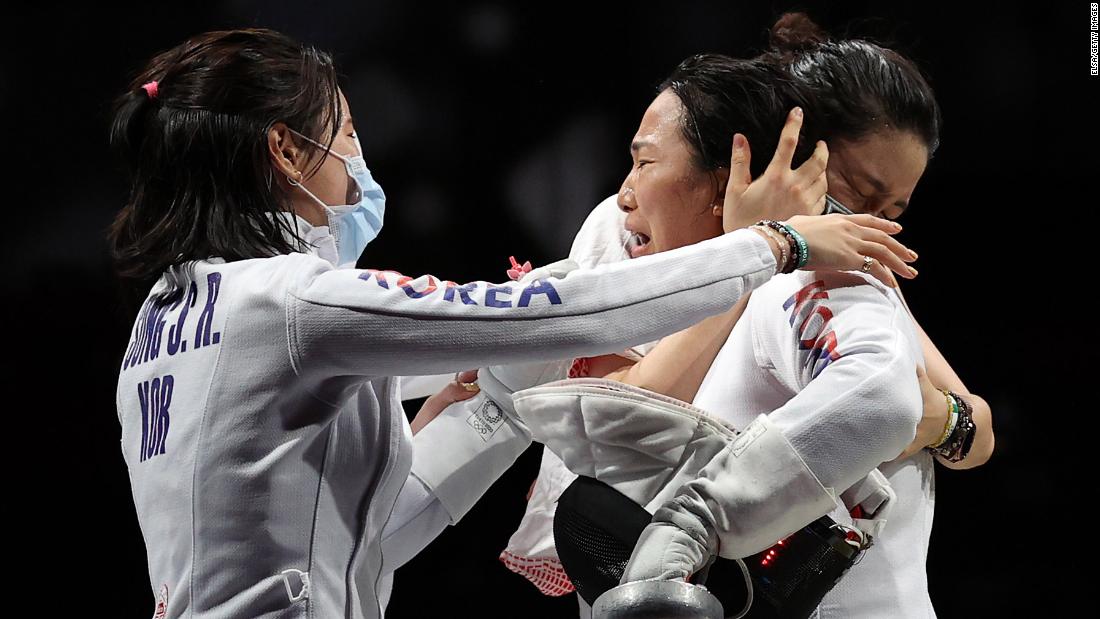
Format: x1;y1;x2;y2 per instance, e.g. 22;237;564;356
710;167;731;216
267;123;306;183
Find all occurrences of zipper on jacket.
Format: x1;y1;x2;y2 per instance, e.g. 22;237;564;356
281;568;311;602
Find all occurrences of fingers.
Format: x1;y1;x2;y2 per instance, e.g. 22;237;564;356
411;370;480;434
811;192;826;216
916;365;941;393
860;241;917;283
856;249;898;287
768;107;804;173
803;170;828;216
866;256;897;287
726;133;752;196
792;142;826;217
858;227;918;264
794;139;829;185
451;370;481;401
845;215;917;283
852;220;918;282
720;133;754;233
847;213;904;235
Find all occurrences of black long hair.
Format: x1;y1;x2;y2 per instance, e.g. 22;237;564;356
760;12;942;155
108;28;342;294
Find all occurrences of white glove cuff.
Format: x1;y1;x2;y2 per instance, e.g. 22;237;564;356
409;390;531;524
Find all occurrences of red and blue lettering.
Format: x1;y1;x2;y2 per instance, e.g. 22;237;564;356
783;281;842;378
518;280;562;306
358;269;562;308
395;275;438;299
443;280;479;304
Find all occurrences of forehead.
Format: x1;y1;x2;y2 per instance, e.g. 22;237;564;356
634;89;687;146
832;129;929;194
338;90;352;125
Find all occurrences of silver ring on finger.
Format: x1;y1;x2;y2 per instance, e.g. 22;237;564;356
861;255;874;273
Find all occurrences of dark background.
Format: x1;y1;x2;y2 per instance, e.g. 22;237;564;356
8;1;1095;616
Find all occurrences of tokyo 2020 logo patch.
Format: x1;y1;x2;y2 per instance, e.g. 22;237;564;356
467;399;506;441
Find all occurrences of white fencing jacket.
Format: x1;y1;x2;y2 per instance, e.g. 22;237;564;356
506;196;932;617
693;268;931;618
115;216;779;619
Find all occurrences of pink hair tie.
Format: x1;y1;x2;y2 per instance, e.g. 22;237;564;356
141;81;159;99
506;256;533;281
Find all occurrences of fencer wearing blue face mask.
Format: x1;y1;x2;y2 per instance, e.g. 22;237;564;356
287;130;386;267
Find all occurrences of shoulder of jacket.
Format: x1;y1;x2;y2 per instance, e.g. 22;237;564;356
276;252;337;287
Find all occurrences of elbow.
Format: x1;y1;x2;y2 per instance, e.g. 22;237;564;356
880;355;925;457
969;394;995;466
939;435;994;470
976;430;995;466
864;381;924;462
959;432;995;468
890;397;924;459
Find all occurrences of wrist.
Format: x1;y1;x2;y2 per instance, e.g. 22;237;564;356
724;213;756;234
927;390;957;449
750;226;786;274
757;220;805;273
927;391;976;462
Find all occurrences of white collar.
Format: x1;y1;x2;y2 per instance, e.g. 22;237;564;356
273;211;341;268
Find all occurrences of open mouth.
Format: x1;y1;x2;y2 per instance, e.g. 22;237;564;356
625;231;652;258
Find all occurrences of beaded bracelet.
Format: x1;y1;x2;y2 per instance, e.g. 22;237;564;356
929;390;959;449
754;224;790;274
954;394;977;461
929;391;976;463
940;416;975;463
957;406;978;460
766;227;791;274
929;391;962;455
758;220;800;274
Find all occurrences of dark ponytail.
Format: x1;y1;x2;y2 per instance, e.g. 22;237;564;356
108;28;342;294
760;12;942;155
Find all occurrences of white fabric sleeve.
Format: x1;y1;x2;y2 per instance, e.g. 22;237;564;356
754;273;923;492
511;381;836;579
408;359;572;523
381;361;574;568
567;194;629;268
379;474;451;573
286;227;775;379
398;374;455;400
620;414;836;581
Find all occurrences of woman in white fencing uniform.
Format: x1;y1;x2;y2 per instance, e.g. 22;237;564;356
503;30;992;618
108;28;918;619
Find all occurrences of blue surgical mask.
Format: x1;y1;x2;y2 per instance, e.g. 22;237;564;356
288;130;386;267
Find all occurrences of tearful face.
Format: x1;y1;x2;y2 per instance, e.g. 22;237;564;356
617;90;725;258
824;129;929;220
